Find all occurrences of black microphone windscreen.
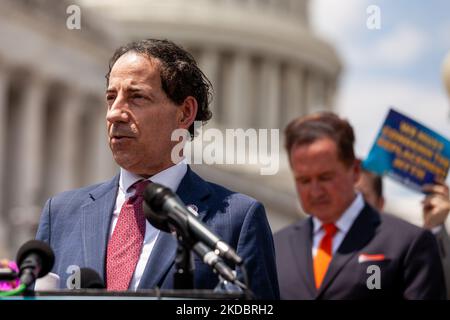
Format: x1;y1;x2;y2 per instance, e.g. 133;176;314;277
16;240;55;277
79;268;104;289
143;183;172;232
143;183;171;211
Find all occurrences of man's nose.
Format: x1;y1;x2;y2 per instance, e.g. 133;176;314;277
106;96;130;123
310;180;325;197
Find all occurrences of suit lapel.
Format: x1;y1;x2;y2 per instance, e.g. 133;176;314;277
81;175;119;280
138;166;211;288
317;205;380;297
136;231;178;289
176;167;210;222
290;218;316;298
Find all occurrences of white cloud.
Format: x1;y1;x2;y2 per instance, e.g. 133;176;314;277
371;23;427;67
337;77;450;221
310;0;369;43
311;1;428;69
337;77;449;157
337;23;428;70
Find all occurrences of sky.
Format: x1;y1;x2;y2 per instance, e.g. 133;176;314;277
310;0;450;218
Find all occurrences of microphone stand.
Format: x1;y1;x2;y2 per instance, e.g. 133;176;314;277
173;234;194;290
171;213;195;290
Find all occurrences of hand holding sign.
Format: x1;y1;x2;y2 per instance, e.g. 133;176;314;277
422;183;450;229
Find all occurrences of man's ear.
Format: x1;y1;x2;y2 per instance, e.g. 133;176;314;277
377;197;385;212
177;96;198;129
353;157;361;176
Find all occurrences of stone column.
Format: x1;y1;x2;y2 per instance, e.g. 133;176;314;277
284;64;304;124
291;0;308;25
79;96;115;185
324;77;338;111
259;59;281;129
92;96;116;182
268;0;280;12
222;52;252;128
248;0;260;8
49;88;85;193
0;63;10;257
197;48;220;125
9;73;48;250
305;71;323;114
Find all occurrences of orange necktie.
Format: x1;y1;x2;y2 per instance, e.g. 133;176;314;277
313;223;338;289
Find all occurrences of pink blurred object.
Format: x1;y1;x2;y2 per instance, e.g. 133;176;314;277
0;260;20;291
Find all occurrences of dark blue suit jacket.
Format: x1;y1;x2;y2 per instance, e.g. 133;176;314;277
36;167;279;299
274;204;446;299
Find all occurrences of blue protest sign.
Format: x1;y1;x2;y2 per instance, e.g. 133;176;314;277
363;108;450;192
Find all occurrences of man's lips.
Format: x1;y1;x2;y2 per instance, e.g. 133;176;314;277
111;135;134;138
310;200;330;206
109;124;136;140
110;135;135;143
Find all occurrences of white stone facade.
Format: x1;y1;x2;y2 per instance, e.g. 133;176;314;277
0;0;117;257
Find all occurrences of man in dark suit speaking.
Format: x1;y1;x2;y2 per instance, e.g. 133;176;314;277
274;112;445;299
35;39;279;299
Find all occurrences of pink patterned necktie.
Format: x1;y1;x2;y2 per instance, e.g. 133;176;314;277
106;179;149;291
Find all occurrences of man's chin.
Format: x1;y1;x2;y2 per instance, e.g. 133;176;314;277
112;154;160;175
111;152;138;170
308;207;336;222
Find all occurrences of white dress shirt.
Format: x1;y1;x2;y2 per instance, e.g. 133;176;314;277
108;161;188;290
312;193;365;257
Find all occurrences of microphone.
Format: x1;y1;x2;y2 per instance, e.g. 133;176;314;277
192;242;236;283
143;183;243;266
16;240;55;288
0;260;19;291
0;265;17;281
79;268;104;289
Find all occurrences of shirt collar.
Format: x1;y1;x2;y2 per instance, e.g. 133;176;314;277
312;192;365;234
119;160;188;194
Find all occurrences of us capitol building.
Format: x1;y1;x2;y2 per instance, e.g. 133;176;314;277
0;0;341;257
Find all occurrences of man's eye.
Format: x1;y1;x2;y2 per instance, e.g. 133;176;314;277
319;175;333;181
106;95;115;102
297;178;310;185
132;94;145;100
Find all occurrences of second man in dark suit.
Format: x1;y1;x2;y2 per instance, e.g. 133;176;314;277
274;112;446;299
356;168;450;299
